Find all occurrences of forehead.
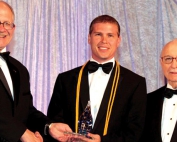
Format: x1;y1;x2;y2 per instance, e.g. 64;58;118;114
92;22;118;33
161;40;177;56
0;2;14;22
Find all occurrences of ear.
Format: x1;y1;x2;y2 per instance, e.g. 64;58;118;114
116;36;121;48
160;57;163;65
88;34;91;44
11;26;16;33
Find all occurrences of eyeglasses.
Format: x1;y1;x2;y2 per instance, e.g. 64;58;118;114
161;56;177;64
0;21;15;30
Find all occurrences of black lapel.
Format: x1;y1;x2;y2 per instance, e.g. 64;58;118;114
7;58;20;105
171;122;177;142
80;63;90;116
153;97;164;141
0;67;12;98
92;64;123;132
152;86;165;142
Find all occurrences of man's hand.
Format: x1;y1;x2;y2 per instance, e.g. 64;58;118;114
77;133;101;142
48;123;72;142
20;129;43;142
34;131;43;141
66;133;101;142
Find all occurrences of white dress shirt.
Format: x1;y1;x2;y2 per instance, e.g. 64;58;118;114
161;83;177;142
89;57;115;126
0;48;14;100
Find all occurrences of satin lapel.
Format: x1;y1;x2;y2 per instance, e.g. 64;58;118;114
171;120;177;142
7;59;19;105
152;87;165;141
0;67;12;98
92;64;123;132
80;64;90;115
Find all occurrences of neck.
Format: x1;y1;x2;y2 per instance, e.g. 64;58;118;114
169;81;177;89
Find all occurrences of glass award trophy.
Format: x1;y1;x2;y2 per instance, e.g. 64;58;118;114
64;101;93;141
78;101;93;136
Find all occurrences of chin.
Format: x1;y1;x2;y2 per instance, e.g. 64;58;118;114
168;80;177;84
168;75;177;81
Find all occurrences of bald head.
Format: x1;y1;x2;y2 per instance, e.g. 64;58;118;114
161;39;177;57
0;1;15;21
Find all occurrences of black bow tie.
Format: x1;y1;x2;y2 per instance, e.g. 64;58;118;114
163;88;177;99
0;51;10;61
87;61;113;74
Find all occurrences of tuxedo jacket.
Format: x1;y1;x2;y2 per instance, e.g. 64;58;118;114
47;62;147;142
140;86;177;142
0;56;50;142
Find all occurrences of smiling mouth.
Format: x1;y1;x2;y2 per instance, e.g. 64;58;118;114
0;34;7;38
98;46;109;50
170;71;177;74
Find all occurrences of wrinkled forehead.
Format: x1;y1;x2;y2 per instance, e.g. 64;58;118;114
161;39;177;57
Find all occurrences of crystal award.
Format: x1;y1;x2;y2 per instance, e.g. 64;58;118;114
78;101;93;136
64;101;93;141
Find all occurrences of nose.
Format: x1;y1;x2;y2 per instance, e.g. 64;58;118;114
101;36;108;43
171;58;177;68
0;23;3;28
0;22;4;27
0;23;5;31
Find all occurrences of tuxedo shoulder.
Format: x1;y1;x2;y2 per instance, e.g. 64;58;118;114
60;66;82;75
148;85;166;98
120;65;145;79
148;86;166;94
8;56;28;72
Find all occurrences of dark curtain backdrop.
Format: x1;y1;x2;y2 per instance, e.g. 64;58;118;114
4;0;177;114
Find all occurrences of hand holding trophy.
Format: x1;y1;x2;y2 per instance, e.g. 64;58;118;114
65;101;93;141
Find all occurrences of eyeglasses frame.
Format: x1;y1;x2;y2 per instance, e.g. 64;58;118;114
0;21;15;30
161;56;177;64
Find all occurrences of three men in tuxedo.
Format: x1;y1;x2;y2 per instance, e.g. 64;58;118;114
0;1;72;142
47;15;147;142
141;39;177;142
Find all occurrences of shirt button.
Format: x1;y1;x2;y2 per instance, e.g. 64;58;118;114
173;104;175;106
170;118;172;120
167;133;169;135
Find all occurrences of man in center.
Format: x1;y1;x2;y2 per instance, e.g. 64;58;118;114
47;15;147;142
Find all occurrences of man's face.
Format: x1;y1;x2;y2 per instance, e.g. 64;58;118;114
88;22;121;63
0;2;15;51
161;40;177;87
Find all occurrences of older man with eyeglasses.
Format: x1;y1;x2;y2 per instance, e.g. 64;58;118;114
0;1;72;142
140;38;177;142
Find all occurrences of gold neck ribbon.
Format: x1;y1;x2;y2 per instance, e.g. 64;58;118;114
75;60;120;136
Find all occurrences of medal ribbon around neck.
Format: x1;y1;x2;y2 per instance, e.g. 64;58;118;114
75;60;120;136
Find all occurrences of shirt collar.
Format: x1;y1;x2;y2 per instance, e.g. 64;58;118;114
0;47;7;63
0;47;7;53
167;83;176;90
